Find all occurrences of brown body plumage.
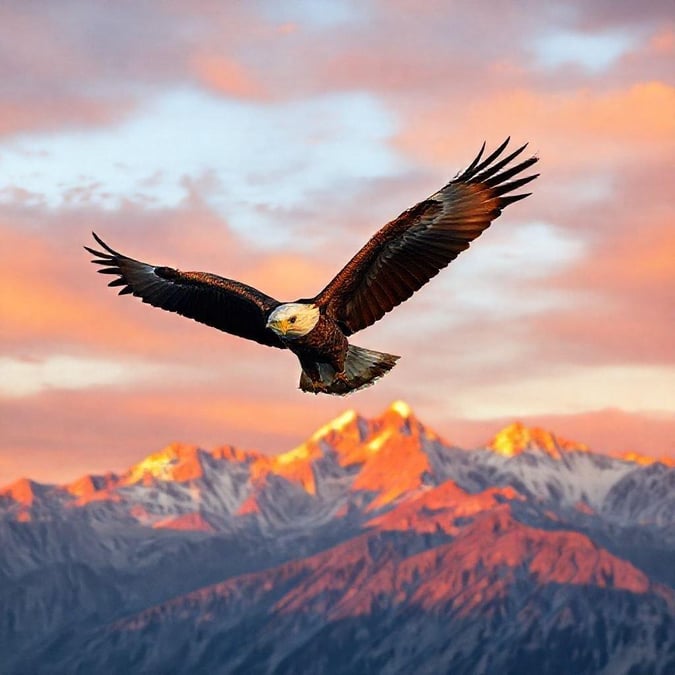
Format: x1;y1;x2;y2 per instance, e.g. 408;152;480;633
86;138;539;395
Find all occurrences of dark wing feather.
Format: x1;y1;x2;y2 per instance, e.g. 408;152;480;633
85;233;285;349
314;138;539;334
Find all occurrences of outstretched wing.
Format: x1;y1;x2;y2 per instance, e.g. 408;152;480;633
314;138;539;335
85;233;285;349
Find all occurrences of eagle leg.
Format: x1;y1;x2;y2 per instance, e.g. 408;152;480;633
298;346;399;396
331;371;350;386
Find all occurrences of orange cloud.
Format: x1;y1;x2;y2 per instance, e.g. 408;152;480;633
526;214;675;367
0;197;332;359
0;97;133;138
0;384;344;485
396;81;675;168
0;222;176;353
0;3;277;138
191;54;265;99
649;27;675;53
247;255;330;299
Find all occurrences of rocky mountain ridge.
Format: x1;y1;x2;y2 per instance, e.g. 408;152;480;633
1;402;674;674
3;402;671;530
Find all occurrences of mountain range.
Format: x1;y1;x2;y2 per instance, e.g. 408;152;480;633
1;401;674;674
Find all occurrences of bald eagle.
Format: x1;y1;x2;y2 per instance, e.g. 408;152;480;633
86;139;538;395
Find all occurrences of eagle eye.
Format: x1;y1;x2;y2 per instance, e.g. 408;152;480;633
289;316;297;324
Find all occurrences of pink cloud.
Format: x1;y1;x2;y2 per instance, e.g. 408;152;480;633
525;206;675;367
190;53;266;99
0;385;343;485
395;81;675;171
649;26;675;53
0;2;272;137
0;193;334;358
565;1;674;30
0;97;134;138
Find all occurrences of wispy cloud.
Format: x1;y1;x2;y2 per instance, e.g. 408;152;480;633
0;355;198;397
532;28;642;72
449;365;675;419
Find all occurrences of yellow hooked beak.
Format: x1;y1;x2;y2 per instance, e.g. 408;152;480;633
267;318;290;335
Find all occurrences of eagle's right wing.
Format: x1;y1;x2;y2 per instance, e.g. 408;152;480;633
314;139;539;335
85;233;286;349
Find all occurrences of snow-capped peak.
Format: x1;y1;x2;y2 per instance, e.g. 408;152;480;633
124;442;204;484
388;400;412;418
309;408;358;442
489;422;589;460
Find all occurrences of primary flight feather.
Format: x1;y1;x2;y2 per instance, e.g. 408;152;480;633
86;138;539;395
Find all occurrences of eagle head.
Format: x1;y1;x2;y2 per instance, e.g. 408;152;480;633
266;303;320;339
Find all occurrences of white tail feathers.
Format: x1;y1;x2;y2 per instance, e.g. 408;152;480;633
299;345;399;396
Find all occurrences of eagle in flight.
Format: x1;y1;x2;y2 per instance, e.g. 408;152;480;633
86;139;538;396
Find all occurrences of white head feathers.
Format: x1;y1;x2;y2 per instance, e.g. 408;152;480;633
266;303;320;339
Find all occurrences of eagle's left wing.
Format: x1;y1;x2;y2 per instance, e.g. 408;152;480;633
314;139;539;335
85;233;285;348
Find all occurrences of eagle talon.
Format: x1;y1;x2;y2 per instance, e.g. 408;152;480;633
332;371;349;385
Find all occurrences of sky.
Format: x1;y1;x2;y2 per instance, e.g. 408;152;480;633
1;0;674;484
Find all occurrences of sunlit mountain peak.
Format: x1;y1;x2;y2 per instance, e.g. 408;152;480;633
617;451;675;467
274;444;313;466
380;400;417;428
489;422;589;460
125;442;204;484
389;400;413;418
0;477;37;506
210;445;262;463
250;443;320;495
367;428;393;453
66;473;119;501
309;408;358;442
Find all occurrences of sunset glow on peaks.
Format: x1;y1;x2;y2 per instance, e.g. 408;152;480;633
368;482;523;535
152;513;215;533
489;422;589;460
389;400;412;418
125;443;205;484
616;451;675;468
308;409;359;443
0;478;36;507
250;449;318;495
